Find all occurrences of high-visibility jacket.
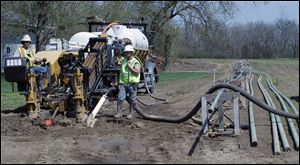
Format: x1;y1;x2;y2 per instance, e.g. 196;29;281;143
18;47;35;66
119;57;140;84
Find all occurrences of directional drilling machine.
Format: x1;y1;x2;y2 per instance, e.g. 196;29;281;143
4;21;163;122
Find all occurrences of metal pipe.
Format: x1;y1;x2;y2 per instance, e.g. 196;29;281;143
274;89;299;115
266;74;299;150
257;75;281;155
207;62;246;114
255;71;299;115
262;76;291;152
246;74;258;146
268;74;299;115
208;89;224;113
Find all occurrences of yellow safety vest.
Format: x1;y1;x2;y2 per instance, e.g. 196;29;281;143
119;57;140;84
18;47;35;66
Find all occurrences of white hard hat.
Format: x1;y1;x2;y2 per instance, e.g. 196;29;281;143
124;45;134;52
21;34;31;42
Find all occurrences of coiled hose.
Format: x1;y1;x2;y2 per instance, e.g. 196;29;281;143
132;83;299;123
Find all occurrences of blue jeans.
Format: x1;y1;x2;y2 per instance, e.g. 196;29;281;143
32;66;48;75
118;84;138;113
31;66;49;90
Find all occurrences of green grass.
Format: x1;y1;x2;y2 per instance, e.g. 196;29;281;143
249;58;299;77
1;74;26;110
248;58;299;65
198;58;235;65
249;58;299;110
158;71;211;85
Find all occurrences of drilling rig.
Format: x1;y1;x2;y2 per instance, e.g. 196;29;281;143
4;21;164;122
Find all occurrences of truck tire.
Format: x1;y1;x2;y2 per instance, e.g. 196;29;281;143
144;60;156;94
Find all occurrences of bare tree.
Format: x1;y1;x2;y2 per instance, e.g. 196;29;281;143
1;1;99;51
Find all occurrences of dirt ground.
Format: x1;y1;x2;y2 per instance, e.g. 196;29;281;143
1;59;299;164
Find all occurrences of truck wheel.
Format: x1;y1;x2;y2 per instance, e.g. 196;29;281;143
144;60;156;94
147;69;155;94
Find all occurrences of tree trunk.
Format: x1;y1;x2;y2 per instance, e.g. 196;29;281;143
36;33;40;52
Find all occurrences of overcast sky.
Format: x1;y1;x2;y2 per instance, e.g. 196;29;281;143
231;1;299;24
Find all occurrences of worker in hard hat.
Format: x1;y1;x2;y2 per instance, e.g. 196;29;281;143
114;45;141;119
14;34;48;91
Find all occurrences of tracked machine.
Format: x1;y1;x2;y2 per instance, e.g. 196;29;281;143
4;22;164;122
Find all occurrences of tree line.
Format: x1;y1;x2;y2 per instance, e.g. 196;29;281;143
1;1;299;67
179;17;299;59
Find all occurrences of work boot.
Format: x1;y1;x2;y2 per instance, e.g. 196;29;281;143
126;105;134;119
126;114;133;119
114;113;122;118
115;101;124;118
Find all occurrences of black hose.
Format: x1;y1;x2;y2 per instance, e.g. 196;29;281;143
133;98;202;123
132;83;299;123
206;83;298;119
135;57;168;105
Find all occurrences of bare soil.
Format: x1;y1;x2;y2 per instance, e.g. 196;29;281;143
1;59;299;164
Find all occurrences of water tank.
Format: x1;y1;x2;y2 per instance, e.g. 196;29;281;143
106;25;149;50
68;32;98;51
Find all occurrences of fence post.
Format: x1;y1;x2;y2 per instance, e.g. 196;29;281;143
213;68;216;84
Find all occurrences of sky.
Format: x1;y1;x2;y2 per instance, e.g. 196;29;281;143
231;1;299;24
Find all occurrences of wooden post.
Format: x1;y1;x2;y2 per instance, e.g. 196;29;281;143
213;68;216;84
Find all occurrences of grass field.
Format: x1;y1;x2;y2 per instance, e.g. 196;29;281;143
199;58;235;65
249;59;299;88
1;74;26;110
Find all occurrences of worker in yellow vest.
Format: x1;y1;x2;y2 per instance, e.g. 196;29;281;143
114;45;141;119
15;34;48;90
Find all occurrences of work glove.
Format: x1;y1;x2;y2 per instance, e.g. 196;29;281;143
128;60;136;68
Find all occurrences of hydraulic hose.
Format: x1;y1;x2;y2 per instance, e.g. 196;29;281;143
135;56;168;105
132;83;299;123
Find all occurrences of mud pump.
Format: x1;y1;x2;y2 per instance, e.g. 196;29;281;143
4;21;164;123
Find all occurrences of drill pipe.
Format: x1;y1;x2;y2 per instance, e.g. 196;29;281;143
257;75;281;155
265;73;299;150
262;75;291;151
246;74;258;146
